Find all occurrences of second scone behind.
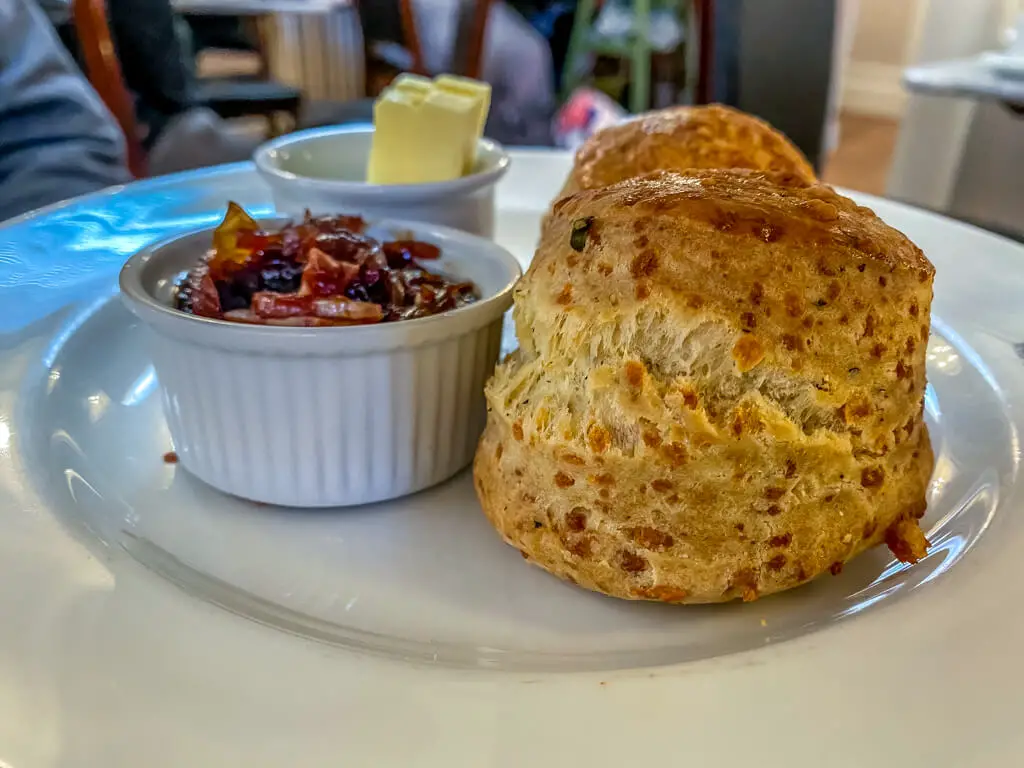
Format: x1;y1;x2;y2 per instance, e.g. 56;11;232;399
475;170;935;604
559;104;817;199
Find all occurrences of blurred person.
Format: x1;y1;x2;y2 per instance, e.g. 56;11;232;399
414;0;557;145
360;0;557;144
509;0;575;90
35;0;71;26
36;0;194;144
102;0;260;173
105;0;197;149
0;0;130;221
48;0;258;174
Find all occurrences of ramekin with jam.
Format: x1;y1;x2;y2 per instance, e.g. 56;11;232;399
120;202;520;507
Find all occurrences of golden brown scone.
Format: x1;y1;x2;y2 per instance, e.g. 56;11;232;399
474;170;935;604
560;104;817;198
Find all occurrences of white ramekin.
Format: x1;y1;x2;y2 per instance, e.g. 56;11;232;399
119;218;521;507
253;126;510;238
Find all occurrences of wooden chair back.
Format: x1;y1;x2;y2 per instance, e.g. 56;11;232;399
452;0;492;80
397;0;493;80
72;0;148;177
693;0;715;104
397;0;428;75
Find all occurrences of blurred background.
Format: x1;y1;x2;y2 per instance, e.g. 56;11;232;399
8;0;1024;238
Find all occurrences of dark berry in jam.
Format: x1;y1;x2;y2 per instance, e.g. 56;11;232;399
344;283;371;303
175;205;478;326
216;268;259;311
361;266;382;287
259;260;303;293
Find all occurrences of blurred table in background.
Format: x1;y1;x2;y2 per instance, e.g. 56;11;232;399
174;0;365;102
904;57;1024;106
900;55;1024;242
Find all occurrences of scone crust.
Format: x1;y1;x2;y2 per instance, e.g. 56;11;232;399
475;170;935;603
561;104;817;197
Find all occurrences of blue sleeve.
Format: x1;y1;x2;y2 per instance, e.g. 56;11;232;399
0;0;132;222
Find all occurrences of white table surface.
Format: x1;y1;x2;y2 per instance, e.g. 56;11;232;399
904;56;1024;103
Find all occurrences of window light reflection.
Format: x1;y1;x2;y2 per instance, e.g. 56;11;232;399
86;391;110;423
121;367;156;407
927;339;961;376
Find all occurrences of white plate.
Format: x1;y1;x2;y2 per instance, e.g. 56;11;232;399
1;153;1023;766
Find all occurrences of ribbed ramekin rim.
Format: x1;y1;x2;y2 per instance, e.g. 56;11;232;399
252;126;510;200
119;217;522;342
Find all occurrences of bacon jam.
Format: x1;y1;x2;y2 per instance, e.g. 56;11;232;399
175;202;478;326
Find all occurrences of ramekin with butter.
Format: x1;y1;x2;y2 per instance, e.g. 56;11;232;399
254;74;509;238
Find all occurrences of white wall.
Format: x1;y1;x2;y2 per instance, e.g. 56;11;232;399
851;0;921;63
886;0;1009;211
841;0;922;118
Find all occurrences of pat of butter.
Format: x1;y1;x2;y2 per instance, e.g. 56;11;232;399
390;72;434;98
433;75;491;170
367;86;478;184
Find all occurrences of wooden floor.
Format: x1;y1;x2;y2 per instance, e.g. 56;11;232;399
822;113;901;196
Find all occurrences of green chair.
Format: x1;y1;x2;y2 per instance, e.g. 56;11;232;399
562;0;713;114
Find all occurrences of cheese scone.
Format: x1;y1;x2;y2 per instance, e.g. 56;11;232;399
560;104;816;198
475;170;934;604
